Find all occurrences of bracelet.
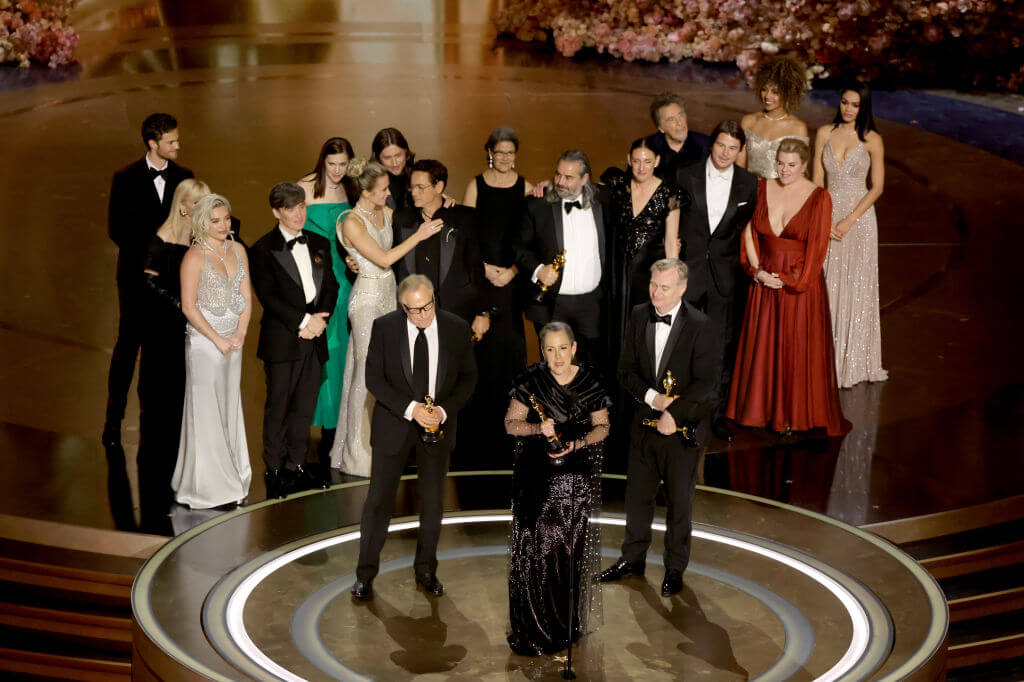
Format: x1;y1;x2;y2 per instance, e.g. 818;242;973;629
753;268;764;283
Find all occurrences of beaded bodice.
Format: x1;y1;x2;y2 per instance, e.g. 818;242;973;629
191;243;245;337
745;130;811;180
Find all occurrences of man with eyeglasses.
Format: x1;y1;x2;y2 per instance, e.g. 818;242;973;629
646;92;710;181
351;274;477;602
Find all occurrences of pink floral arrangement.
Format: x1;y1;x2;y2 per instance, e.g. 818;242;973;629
495;0;1024;91
0;0;78;68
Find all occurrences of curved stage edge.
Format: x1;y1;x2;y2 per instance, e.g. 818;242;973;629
132;472;947;681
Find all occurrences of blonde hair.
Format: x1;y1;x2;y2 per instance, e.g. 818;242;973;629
776;137;811;164
159;178;210;237
190;193;232;245
347;157;388;192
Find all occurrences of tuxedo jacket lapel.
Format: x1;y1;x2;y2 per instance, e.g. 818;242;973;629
690;170;712;235
656;310;687;380
401;222;416;277
592;198;606;266
271;231;302;289
644;317;657;383
714;173;744;236
400;321;414;392
439;230;455;285
551;203;565;255
435;319;449;398
308;231;325;297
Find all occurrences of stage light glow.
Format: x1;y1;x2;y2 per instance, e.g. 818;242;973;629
224;513;873;682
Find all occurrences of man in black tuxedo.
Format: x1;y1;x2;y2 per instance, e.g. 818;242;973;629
249;183;339;498
351;275;476;601
675;120;758;442
103;113;193;446
515;150;609;367
394;159;491;337
599;259;720;596
647;93;710;181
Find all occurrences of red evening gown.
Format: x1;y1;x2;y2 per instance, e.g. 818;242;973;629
726;180;850;436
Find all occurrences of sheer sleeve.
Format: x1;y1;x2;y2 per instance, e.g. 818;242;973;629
740;179;766;277
578;408;610;447
780;187;833;293
504;398;542;437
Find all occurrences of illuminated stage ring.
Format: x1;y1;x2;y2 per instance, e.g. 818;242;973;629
200;513;891;682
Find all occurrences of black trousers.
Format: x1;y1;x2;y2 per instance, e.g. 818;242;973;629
105;283;144;427
530;289;604;368
356;428;451;582
684;276;737;419
262;342;321;471
621;421;707;573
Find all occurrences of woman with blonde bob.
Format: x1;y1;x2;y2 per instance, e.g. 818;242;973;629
173;193;252;510
136;178;211;533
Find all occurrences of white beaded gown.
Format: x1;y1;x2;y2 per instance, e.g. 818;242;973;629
173;243;251;509
743;130;811;180
331;208;397;476
821;140;887;388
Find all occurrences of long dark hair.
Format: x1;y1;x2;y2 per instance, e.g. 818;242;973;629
831;82;878;142
371;128;414;177
308;137;356;200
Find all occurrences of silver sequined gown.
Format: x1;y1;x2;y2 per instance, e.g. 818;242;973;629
173;244;251;509
743;130;811;180
331;208;397;476
822;141;887;388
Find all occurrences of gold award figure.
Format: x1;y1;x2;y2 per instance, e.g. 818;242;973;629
529;394;568;463
420;395;445;444
642;370;694;440
534;250;567;302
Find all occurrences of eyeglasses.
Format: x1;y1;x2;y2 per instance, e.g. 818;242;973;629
402;299;435;315
410;184;435;192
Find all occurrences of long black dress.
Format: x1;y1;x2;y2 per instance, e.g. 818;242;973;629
608;175;684;352
470;174;528;468
506;363;610;656
137;235;188;534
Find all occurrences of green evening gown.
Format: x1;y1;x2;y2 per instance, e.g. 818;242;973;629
304;201;353;429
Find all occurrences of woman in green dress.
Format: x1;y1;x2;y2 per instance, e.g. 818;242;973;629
298;137;357;469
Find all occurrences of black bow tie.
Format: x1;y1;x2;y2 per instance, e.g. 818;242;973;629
563;200;582;215
286;234;308;250
650;309;672;326
148;167;167;180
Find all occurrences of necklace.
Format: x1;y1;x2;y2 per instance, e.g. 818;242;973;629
762;110;787;121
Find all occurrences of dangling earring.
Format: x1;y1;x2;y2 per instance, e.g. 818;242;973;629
511;160;515;169
488;154;493;169
179;209;188;217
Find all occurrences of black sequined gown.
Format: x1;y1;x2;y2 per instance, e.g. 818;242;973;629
608;175;683;354
506;363;610;656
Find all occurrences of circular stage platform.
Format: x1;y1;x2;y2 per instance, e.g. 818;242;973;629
133;473;947;681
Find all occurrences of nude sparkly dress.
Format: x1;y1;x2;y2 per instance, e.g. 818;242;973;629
821;140;887;388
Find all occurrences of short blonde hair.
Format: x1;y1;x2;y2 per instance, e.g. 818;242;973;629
776;137;811;164
159;178;210;235
190;193;232;245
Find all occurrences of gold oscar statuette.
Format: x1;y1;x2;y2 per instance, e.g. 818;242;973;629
529;394;566;456
534;250;567;302
419;395;444;444
642;370;693;439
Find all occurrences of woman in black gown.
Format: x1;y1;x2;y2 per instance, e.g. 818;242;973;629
505;321;610;656
371;127;414;210
137;178;210;534
607;136;685;353
463;127;535;468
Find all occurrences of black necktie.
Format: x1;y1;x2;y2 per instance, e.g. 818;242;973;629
563;200;582;215
413;327;429;399
650;308;672;326
286;233;308;251
148;167;166;180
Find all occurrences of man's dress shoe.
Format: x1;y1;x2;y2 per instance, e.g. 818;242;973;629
661;569;684;596
598;558;646;583
416;573;444;596
294;465;329;491
351;579;373;601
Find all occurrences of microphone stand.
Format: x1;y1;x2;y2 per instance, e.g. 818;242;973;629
562;439;578;680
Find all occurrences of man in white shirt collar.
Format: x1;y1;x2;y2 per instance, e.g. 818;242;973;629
675;120;758;443
518;150;608;367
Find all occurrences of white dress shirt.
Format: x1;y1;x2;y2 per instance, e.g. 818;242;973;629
643;300;683;409
402;317;447;423
146;156;167;202
705;159;734;234
280;226;317;330
532;198;602;295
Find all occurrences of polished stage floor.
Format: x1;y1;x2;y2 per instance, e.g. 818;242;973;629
133;474;947;681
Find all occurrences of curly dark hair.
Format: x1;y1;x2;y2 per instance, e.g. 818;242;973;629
753;56;807;115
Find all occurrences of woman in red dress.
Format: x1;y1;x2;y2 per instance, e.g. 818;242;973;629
726;138;850;436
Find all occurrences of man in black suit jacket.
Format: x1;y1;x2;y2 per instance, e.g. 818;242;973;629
675;120;758;442
249;183;339;498
393;159;491;336
103;113;194;446
600;259;720;596
515;150;610;367
647;93;710;181
351;275;477;601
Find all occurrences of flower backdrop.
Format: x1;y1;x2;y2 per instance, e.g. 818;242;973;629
1;0;78;68
495;0;1024;91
